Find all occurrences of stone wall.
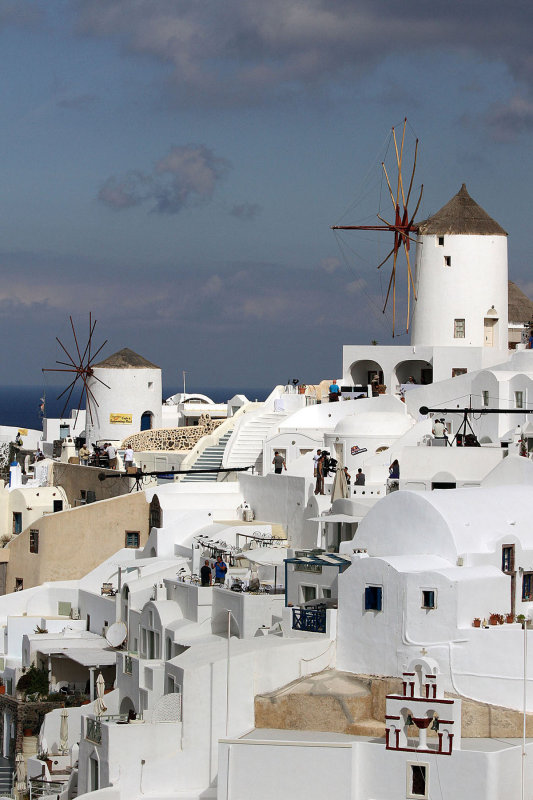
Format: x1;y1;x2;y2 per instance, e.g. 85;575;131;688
121;414;223;452
0;695;65;760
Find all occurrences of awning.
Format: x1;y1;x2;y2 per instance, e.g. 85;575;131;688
308;514;362;523
34;641;117;667
244;548;288;567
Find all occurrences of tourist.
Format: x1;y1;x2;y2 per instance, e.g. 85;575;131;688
214;555;227;585
124;446;134;470
329;379;341;402
344;466;351;485
272;451;286;474
313;449;322;477
355;468;365;486
106;443;118;469
200;560;212;587
432;418;445;439
14;432;22;447
79;443;90;466
314;454;325;495
389;459;400;479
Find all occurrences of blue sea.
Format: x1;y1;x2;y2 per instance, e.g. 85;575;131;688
0;385;271;431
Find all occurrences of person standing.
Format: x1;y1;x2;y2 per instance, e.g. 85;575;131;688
79;443;90;466
432;419;445;438
272;451;286;474
313;449;322;477
214;555;227;585
200;560;212;587
314;454;325;495
355;468;365;485
329;380;341;402
124;446;134;470
389;460;400;479
106;443;117;469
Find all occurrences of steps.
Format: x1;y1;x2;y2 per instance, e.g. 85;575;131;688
224;411;290;472
182;431;233;482
0;766;13;795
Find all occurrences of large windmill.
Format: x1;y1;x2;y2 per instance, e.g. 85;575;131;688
42;314;110;429
331;118;423;337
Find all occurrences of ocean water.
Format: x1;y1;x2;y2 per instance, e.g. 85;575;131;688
0;385;271;431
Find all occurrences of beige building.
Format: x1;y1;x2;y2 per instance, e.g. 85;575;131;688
0;491;150;594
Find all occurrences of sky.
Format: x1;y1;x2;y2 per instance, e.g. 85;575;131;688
1;0;533;395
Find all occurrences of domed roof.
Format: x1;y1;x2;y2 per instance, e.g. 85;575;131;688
417;184;507;236
334;411;412;437
93;347;160;369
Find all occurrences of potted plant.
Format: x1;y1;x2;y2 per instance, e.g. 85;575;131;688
506;612;515;624
472;618;481;628
489;613;502;626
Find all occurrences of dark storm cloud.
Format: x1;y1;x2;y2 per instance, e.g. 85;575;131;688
98;145;230;214
73;1;533;107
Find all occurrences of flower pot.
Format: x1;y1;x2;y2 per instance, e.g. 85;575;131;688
506;614;515;624
472;619;481;628
24;728;33;737
0;685;6;694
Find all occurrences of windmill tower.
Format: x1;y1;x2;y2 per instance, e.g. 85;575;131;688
87;348;162;444
410;184;508;351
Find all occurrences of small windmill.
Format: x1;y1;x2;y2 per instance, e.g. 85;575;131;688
331;118;423;336
42;314;110;428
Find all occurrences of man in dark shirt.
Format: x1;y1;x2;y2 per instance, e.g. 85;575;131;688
355;468;365;486
200;560;212;586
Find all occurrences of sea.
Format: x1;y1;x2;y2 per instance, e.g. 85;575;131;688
0;385;271;431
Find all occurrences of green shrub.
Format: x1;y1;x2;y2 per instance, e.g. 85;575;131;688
16;664;49;697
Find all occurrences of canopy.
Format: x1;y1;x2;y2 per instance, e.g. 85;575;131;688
244;548;288;567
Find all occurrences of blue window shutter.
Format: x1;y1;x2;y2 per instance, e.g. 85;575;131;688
365;587;372;610
376;587;382;611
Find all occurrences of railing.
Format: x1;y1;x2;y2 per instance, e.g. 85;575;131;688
29;778;65;798
86;717;102;744
124;655;133;674
292;607;327;634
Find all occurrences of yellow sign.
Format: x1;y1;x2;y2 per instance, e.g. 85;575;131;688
18;428;28;435
109;413;132;424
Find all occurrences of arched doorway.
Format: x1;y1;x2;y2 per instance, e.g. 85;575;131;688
141;411;154;431
119;696;136;716
349;360;384;387
394;359;433;387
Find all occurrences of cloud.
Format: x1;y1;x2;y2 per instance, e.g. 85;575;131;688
483;95;533;142
320;257;341;273
74;1;533;107
230;203;262;221
346;278;366;293
98;145;230;213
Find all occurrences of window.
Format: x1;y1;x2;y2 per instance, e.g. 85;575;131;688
86;491;96;504
301;585;317;603
12;513;22;535
322;588;332;599
166;674;175;694
482;390;489;407
148;382;153;389
422;590;436;609
15;578;23;592
125;531;140;548
364;585;383;611
451;368;467;377
515;391;524;409
523;572;533;601
437;236;444;246
502;545;515;574
454;318;465;338
149;496;162;529
444;255;451;266
408;763;428;799
166;636;172;661
29;529;39;554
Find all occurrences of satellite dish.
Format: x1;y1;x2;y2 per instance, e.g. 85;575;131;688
105;621;127;648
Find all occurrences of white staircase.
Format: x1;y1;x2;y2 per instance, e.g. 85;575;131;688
182;430;233;482
223;411;290;473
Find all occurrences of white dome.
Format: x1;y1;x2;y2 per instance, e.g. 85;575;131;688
333;411;412;437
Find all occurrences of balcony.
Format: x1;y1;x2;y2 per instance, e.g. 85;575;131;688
292;607;327;634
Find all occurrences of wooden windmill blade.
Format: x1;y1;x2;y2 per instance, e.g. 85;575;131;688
331;118;422;337
43;315;109;428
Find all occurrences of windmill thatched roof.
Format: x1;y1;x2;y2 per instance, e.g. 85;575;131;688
93;348;160;370
508;281;533;324
418;184;507;236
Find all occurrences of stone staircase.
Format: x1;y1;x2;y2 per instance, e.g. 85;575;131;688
0;766;13;796
182;430;233;482
224;411;290;473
